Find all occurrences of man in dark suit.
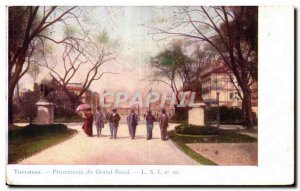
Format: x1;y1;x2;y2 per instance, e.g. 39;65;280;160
145;110;155;140
108;108;121;139
158;108;169;141
127;108;138;139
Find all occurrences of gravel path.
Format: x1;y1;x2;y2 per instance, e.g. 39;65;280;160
19;122;198;165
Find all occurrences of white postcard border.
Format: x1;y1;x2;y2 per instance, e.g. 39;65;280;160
3;6;295;186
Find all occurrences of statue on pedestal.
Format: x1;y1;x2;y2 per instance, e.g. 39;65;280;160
182;81;203;102
39;83;54;100
182;81;206;126
35;82;55;124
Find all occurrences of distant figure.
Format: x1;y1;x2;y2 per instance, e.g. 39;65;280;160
145;110;155;140
94;106;105;137
108;108;121;139
106;111;111;122
158;108;169;141
82;108;93;137
127;108;138;139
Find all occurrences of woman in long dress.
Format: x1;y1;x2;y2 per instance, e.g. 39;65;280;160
82;108;93;137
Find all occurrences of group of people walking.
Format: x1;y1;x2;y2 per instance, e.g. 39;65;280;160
81;107;169;141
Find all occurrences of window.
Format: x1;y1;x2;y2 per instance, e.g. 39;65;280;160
235;92;240;99
230;92;234;99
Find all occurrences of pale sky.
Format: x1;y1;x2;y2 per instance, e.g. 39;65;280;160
19;6;202;95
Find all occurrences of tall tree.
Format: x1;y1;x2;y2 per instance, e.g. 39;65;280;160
147;6;258;128
149;41;215;103
8;6;81;124
40;32;118;109
149;41;192;103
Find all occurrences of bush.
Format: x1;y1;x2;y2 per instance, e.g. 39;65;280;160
175;124;219;135
205;106;243;124
14;90;39;121
9;124;68;139
174;106;189;121
54;107;78;118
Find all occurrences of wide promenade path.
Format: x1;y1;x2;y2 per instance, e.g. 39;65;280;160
19;122;198;165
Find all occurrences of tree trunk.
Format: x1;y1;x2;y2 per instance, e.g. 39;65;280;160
242;89;254;128
8;68;18;125
8;89;14;126
8;52;27;125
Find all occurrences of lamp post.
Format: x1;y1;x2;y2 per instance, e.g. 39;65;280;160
217;92;220;129
103;89;107;114
148;88;152;110
137;103;140;121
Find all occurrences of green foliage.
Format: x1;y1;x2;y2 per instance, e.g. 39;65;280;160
162;54;174;66
175;124;219;135
150;42;192;72
8;124;77;164
205;106;243;124
97;30;109;44
9;124;68;139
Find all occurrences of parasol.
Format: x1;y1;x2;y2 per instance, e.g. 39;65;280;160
76;103;91;111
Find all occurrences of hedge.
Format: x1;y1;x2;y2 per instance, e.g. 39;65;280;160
175;124;219;135
204;106;243;124
9;124;68;139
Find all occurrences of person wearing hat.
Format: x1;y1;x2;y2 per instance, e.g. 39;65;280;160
94;106;105;137
82;108;94;137
127;107;138;139
108;108;121;139
145;110;155;140
158;108;169;141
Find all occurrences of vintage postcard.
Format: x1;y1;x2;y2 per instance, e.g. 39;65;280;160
4;5;294;186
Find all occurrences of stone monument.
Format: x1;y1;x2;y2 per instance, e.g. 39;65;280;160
188;102;206;126
183;81;207;126
36;83;54;124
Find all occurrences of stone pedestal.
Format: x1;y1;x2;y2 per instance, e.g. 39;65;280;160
36;97;54;124
188;102;206;126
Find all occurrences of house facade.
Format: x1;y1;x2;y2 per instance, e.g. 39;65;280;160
201;65;243;107
200;61;258;116
66;84;100;113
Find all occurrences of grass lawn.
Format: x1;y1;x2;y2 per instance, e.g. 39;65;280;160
168;130;257;165
8;124;77;164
